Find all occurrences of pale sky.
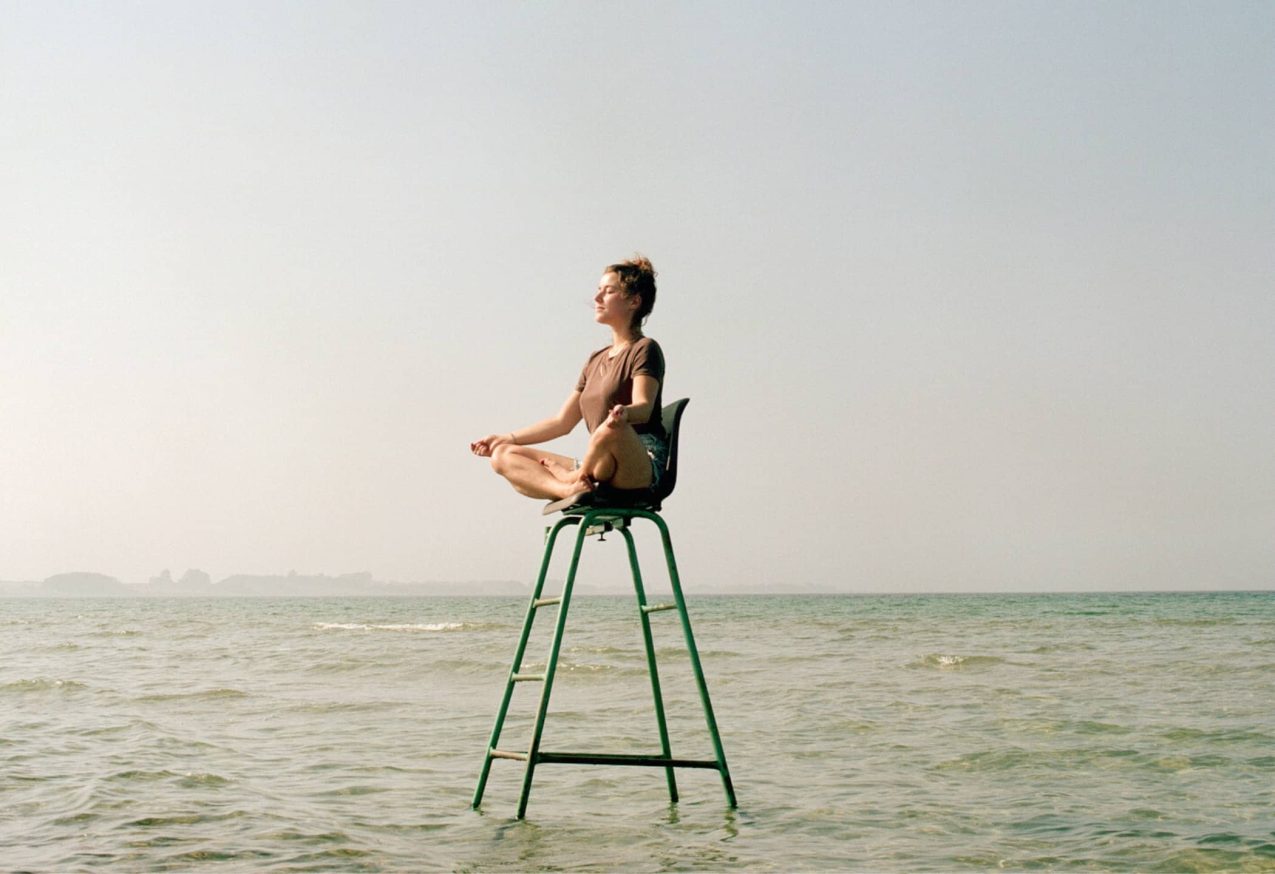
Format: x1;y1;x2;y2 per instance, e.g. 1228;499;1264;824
2;1;1272;593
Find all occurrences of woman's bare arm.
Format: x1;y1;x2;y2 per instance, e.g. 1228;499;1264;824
470;391;583;456
601;375;659;430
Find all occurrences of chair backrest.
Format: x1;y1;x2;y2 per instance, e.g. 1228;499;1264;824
545;397;691;516
652;397;689;505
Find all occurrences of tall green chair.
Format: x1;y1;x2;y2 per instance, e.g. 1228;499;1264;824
472;398;736;818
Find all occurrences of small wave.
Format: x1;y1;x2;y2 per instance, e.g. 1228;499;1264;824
1162;727;1275;744
108;769;179;783
1197;832;1254;847
314;622;465;632
160;850;273;865
128;810;247;828
1151;846;1275;871
178;771;231;788
567;644;630;656
1029;642;1096;654
1;678;89;694
314;784;388;797
937;746;1145;772
105;769;229;788
417;657;507;675
137;688;248;703
912;654;1005;670
1068;720;1133;735
563;662;617;674
517;660;640;678
1150;753;1234;771
255;829;352;844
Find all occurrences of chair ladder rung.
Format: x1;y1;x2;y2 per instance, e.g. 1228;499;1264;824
533;596;562;608
536;751;722;769
490;748;529;762
641;602;676;614
511;673;545;682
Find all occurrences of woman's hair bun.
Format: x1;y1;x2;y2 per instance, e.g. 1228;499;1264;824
606;254;657;328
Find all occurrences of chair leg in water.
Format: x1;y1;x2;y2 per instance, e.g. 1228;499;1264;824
471;507;736;818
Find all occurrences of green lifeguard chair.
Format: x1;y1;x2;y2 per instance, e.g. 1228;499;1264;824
472;398;736;818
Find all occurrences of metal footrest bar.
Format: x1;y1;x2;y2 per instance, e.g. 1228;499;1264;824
641;603;676;613
510;673;544;682
536;752;724;769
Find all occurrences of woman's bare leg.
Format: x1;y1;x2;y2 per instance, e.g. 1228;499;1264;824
580;422;653;490
490;445;587;499
539;456;578;483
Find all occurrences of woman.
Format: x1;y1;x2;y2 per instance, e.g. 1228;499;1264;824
470;256;667;502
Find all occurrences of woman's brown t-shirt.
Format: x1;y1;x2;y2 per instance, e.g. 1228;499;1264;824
574;337;666;438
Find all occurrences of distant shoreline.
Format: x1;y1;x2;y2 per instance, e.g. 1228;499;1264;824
2;574;1270;599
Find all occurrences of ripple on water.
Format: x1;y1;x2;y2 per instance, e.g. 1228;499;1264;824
909;654;1007;670
313;621;468;632
107;768;180;782
1069;719;1134;735
4;592;1274;871
156;849;280;867
1;677;90;694
935;745;1150;772
135;687;249;703
1162;726;1275;745
126;809;249;829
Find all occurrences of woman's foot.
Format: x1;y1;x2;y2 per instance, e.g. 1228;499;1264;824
539;457;578;484
551;468;595;500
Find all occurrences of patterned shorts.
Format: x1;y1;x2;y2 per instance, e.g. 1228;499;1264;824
639;433;669;490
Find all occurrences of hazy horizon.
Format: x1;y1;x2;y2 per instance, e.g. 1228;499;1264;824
4;568;1272;598
4;1;1272;594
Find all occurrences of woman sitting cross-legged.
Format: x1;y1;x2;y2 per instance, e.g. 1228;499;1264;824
470;255;668;502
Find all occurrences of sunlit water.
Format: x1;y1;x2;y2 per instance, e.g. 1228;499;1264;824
2;591;1273;871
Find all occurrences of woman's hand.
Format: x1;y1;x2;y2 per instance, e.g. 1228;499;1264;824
603;404;628;430
470;433;512;457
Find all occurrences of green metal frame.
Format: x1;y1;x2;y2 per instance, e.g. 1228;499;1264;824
472;506;736;818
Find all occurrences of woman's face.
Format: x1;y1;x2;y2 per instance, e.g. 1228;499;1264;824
594;271;637;327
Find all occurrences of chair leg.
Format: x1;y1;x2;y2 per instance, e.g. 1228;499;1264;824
516;517;591;819
476;508;735;817
473;517;577;809
619;525;679;804
649;513;737;808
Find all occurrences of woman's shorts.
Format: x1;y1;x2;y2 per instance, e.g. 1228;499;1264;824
639;432;669;491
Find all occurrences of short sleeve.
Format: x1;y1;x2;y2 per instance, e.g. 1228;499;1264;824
576;348;603;392
631;339;665;383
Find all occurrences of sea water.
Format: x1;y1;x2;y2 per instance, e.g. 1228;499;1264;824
2;592;1273;871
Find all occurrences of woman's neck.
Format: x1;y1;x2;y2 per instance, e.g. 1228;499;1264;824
610;326;643;348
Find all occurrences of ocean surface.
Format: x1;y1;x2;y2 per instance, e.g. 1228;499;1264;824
2;590;1273;872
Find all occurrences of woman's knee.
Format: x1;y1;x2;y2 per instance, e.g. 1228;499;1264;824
587;425;621;452
490;443;518;474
